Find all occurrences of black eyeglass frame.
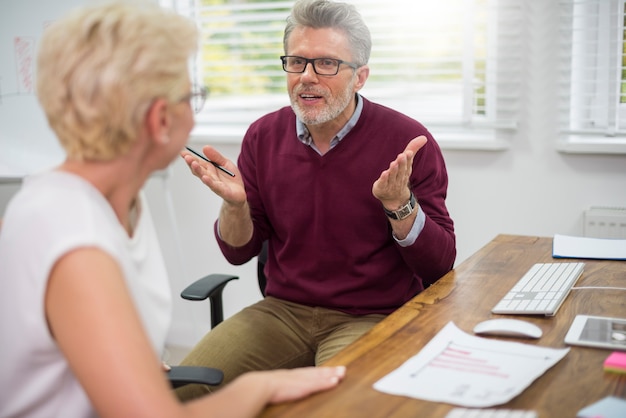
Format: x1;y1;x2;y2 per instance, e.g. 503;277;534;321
280;55;359;76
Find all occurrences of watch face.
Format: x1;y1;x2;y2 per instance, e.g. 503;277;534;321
396;206;412;219
384;192;416;220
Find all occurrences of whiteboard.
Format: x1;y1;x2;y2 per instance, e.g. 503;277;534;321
0;0;88;175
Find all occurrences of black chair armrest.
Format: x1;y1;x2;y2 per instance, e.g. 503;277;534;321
180;273;239;328
168;365;223;388
180;273;239;300
172;274;235;389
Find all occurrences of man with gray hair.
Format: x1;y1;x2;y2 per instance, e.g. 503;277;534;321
179;0;455;400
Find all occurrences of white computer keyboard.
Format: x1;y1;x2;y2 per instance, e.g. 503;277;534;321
491;262;585;316
446;408;537;418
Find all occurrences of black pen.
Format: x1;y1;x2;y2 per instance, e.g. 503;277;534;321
184;146;235;177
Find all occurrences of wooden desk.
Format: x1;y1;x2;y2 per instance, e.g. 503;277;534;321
261;235;626;418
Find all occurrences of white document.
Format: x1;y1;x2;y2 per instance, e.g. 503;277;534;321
373;322;569;408
553;234;626;260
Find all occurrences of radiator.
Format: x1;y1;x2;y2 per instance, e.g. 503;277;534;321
583;207;626;239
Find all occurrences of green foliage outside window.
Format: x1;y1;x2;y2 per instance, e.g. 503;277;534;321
198;0;290;96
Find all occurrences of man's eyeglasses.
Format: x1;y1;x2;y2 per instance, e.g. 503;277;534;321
179;85;209;113
280;55;358;76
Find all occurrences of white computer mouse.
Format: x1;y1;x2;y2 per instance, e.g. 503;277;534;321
473;318;543;339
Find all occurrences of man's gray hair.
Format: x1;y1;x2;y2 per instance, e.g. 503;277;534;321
284;0;371;66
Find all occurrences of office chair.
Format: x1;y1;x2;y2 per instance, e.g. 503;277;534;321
180;241;268;327
168;365;223;388
169;242;268;388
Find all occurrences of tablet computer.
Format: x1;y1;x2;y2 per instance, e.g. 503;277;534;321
565;315;626;351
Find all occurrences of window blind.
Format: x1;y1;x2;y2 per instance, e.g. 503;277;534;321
167;0;523;146
558;0;626;152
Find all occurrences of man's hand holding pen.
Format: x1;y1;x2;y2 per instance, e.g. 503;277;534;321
184;146;235;177
181;145;247;205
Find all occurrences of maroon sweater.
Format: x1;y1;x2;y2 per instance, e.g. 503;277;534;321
216;97;456;315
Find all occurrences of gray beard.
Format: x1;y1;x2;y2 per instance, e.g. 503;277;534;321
290;80;355;126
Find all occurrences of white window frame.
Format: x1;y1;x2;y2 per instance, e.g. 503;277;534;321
166;0;522;151
557;0;626;154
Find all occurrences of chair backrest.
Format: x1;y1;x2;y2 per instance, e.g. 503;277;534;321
257;241;268;296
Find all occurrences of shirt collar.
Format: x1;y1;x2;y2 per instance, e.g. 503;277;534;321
296;93;364;152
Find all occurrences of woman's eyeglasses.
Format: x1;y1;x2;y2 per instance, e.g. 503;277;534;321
179;85;209;113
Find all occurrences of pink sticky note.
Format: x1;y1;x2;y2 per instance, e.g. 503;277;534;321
603;351;626;374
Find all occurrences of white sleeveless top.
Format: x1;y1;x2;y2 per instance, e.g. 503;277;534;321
0;170;172;418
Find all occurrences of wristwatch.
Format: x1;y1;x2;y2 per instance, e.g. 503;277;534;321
383;192;417;220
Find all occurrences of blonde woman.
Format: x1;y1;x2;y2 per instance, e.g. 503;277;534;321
0;2;344;417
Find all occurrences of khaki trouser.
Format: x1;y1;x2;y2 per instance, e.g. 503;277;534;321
175;296;384;401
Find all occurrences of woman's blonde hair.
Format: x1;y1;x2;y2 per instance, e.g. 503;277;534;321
36;1;198;160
